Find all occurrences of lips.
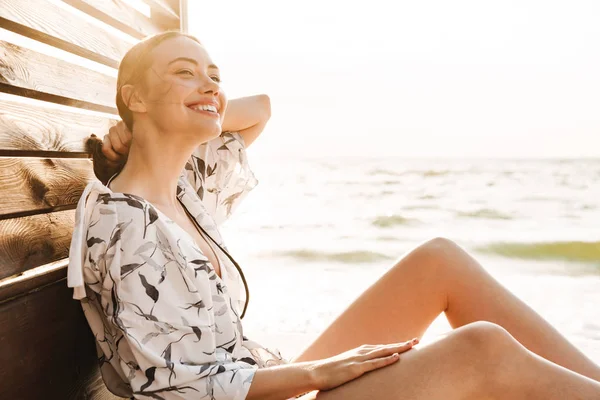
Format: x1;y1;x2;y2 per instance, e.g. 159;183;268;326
185;99;220;114
188;103;218;113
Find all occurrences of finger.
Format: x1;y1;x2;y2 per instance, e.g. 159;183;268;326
392;338;419;351
102;135;124;162
355;344;377;355
114;121;132;148
385;338;419;350
107;128;129;156
361;353;400;373
363;340;417;360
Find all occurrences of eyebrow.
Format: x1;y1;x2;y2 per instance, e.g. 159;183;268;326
167;57;219;70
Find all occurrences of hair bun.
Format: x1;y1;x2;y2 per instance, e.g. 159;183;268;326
85;135;124;185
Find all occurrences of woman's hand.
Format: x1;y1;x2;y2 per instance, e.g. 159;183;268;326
102;121;132;164
246;339;418;400
311;339;418;391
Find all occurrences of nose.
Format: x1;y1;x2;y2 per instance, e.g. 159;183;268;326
199;74;219;96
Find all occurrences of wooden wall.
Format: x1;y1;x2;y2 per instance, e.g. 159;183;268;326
0;1;184;398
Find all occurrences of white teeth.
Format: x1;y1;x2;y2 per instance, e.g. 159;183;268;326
189;104;218;113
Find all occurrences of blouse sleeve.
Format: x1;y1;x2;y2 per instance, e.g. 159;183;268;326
183;132;258;227
83;199;258;399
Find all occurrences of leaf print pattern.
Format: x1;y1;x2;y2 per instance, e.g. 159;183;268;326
69;132;286;399
139;273;159;301
140;367;156;391
121;262;143;277
181;299;206;316
184;132;258;227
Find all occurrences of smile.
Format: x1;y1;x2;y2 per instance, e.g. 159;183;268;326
188;104;218;113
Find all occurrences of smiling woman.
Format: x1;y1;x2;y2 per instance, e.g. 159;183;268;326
68;28;600;400
4;1;596;398
65;28;303;399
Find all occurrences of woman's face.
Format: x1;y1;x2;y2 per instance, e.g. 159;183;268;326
137;36;227;140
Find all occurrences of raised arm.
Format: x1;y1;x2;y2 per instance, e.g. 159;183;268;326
221;94;271;148
100;94;270;164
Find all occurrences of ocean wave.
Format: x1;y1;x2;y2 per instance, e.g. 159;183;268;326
369;169;452;178
520;196;562;203
403;204;440;210
360;190;396;198
456;209;512;220
372;215;416;227
475;241;600;263
274;250;393;263
422;170;450;177
369;168;403;177
376;236;401;242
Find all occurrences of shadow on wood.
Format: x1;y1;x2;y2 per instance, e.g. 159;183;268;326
0;278;123;399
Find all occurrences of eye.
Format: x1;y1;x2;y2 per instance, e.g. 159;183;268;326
176;69;194;76
211;75;221;83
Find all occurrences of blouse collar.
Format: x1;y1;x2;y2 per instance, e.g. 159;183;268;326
68;173;243;311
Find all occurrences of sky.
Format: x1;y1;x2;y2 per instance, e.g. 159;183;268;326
188;0;600;159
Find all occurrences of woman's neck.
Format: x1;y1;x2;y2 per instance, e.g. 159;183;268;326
108;128;198;208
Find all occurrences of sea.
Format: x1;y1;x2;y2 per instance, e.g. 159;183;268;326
219;156;600;364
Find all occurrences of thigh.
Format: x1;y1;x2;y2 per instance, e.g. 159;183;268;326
293;241;447;362
313;325;491;400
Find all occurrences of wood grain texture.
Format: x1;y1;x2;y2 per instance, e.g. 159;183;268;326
0;278;124;399
0;210;76;279
0;0;134;68
0;40;118;113
61;0;164;39
0;158;95;218
0;98;118;155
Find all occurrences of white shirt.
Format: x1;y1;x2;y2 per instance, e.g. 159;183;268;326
68;132;286;399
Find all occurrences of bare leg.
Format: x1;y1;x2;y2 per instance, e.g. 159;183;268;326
311;322;600;400
294;237;600;382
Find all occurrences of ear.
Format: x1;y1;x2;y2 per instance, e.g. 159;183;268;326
120;84;147;113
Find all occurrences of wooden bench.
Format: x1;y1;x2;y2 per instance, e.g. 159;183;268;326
0;1;185;398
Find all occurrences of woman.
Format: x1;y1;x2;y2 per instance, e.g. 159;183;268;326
68;31;600;399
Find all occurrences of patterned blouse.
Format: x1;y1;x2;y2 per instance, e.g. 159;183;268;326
68;132;287;399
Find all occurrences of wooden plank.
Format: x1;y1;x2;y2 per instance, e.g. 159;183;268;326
0;98;118;155
0;0;134;68
0;259;67;304
147;0;180;17
0;278;121;399
61;0;163;39
146;0;181;28
0;40;117;113
0;157;95;218
0;209;76;280
165;0;182;14
179;0;189;33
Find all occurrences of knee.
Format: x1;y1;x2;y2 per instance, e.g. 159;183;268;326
421;237;462;258
456;321;515;355
453;321;524;388
390;237;471;288
402;237;460;272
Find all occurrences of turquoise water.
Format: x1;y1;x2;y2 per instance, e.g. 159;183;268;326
221;157;600;362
